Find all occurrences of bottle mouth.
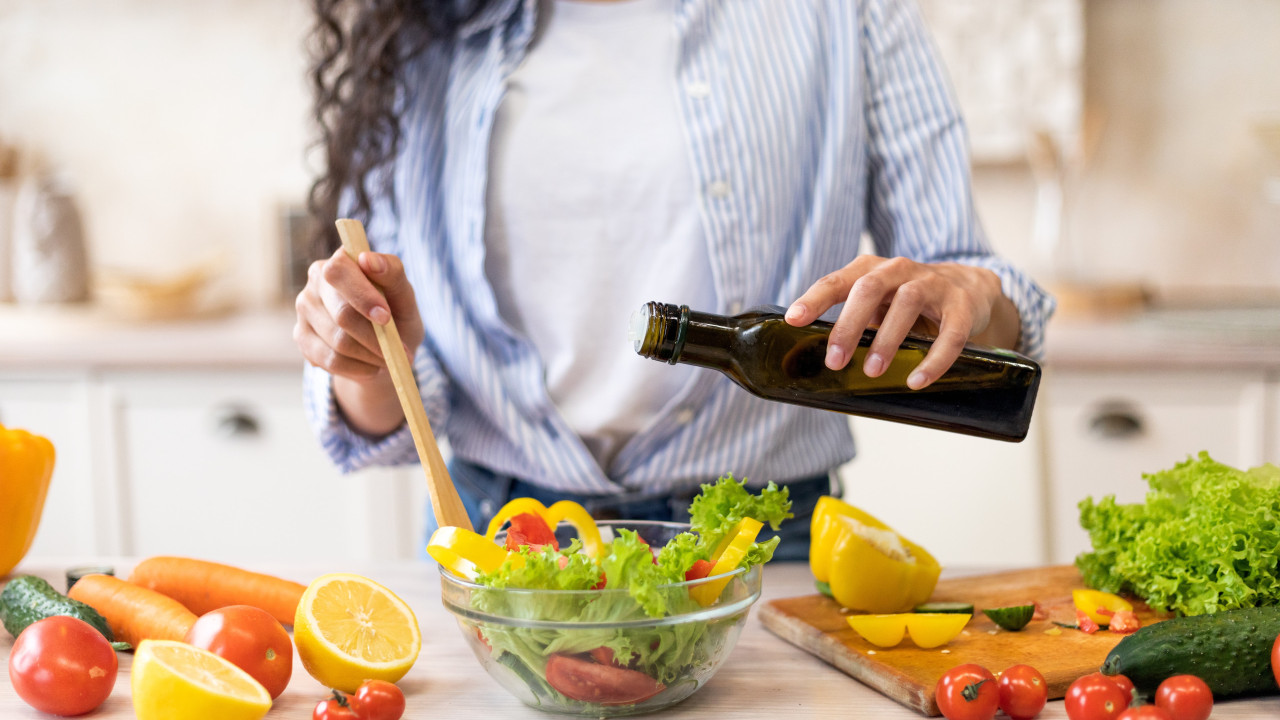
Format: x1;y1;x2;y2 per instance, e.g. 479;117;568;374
628;304;651;353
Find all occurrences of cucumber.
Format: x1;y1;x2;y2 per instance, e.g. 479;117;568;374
0;575;115;642
1101;605;1280;697
983;604;1036;631
914;602;975;615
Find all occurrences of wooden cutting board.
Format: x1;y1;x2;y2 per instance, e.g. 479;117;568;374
758;565;1167;716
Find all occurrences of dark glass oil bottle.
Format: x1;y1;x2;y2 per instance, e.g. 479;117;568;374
631;302;1041;442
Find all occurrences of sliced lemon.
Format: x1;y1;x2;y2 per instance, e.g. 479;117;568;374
131;639;271;720
294;572;422;693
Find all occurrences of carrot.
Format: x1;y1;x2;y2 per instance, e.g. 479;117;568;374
66;573;197;647
127;556;308;626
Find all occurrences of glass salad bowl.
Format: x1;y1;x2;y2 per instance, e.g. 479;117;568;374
437;520;763;716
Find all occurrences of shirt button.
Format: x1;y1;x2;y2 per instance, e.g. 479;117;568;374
685;81;711;99
707;180;731;199
675;408;695;425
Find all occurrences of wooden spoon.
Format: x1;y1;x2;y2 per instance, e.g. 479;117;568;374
335;218;474;531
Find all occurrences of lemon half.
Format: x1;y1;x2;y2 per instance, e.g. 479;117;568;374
294;572;422;692
131;640;271;720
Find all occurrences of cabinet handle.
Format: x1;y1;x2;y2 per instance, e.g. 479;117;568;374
1087;403;1144;440
213;407;261;439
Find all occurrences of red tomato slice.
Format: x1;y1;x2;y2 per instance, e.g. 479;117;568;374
1075;608;1101;634
1109;610;1141;635
505;512;559;551
545;653;665;706
684;559;714;582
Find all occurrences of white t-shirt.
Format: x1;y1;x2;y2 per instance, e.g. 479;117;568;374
483;0;716;469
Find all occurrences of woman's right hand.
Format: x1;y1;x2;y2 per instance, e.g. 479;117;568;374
294;247;424;435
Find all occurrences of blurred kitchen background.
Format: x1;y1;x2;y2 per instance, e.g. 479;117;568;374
1;1;1278;570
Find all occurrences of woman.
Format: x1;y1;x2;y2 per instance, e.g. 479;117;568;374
293;0;1054;560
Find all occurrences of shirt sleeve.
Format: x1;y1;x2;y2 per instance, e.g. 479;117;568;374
302;347;452;473
859;0;1055;358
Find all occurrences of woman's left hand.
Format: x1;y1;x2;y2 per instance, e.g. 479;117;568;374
784;256;1020;389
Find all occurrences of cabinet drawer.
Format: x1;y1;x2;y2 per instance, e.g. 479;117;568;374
1042;369;1268;563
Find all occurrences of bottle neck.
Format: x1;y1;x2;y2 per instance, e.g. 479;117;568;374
634;302;738;367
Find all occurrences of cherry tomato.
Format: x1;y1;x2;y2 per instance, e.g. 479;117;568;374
544;653;665;706
314;691;360;720
8;615;119;716
935;664;999;720
1065;672;1130;720
1116;707;1173;720
1109;674;1136;704
185;605;293;699
1153;675;1212;720
505;512;559;551
1273;633;1280;690
352;679;406;720
997;664;1047;720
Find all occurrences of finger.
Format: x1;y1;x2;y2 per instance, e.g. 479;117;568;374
784;255;885;326
292;314;383;379
862;279;930;378
905;314;972;390
357;252;419;321
301;288;385;367
826;259;921;370
314;264;384;360
322;248;393;326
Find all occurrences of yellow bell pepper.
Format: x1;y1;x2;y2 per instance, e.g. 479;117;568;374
483;498;605;558
0;424;56;578
809;496;940;613
1072;589;1134;626
427;526;513;580
689;517;764;607
846;613;971;649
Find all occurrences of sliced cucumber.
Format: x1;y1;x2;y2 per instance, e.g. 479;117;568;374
982;604;1036;631
815;580;834;598
912;601;974;615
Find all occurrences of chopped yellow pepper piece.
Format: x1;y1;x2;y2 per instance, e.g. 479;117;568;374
483;498;605;559
1072;589;1134;626
846;613;971;649
427;526;513;580
809;496;940;613
689;517;763;607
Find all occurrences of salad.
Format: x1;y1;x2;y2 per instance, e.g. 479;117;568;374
428;475;792;711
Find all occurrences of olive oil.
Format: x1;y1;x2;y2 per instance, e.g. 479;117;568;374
631;302;1041;442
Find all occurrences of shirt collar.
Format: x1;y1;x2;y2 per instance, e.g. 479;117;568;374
456;0;532;39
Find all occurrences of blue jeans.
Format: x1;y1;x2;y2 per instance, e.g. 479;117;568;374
423;459;841;562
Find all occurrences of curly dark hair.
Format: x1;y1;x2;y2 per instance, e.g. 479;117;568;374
306;0;494;256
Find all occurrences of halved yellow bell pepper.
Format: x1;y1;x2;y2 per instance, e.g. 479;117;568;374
0;424;55;578
1073;589;1133;626
809;496;940;613
427;526;513;580
846;613;971;649
483;498;605;558
689;517;764;607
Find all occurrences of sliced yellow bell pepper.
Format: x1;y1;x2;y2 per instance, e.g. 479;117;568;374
689;517;764;607
483;498;605;558
0;424;56;578
846;613;971;649
427;526;513;580
809;496;940;614
1073;589;1134;626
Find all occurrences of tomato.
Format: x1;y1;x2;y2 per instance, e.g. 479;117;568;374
505;512;559;551
184;605;293;699
1153;675;1212;720
684;559;714;582
352;679;406;720
935;664;998;720
1273;633;1280;690
314;692;360;720
8;615;118;716
1075;608;1100;634
997;664;1047;720
1065;672;1129;720
544;653;665;706
1110;674;1136;705
1109;610;1141;635
1116;707;1173;720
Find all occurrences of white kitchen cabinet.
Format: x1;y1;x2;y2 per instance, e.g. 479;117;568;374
838;414;1046;568
0;374;99;558
1040;367;1270;565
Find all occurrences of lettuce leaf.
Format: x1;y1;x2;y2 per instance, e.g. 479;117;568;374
687;473;793;552
1076;451;1280;616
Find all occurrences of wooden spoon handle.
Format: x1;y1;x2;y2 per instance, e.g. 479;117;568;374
334;218;474;532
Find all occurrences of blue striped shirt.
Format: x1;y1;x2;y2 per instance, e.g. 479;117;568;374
304;0;1056;494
